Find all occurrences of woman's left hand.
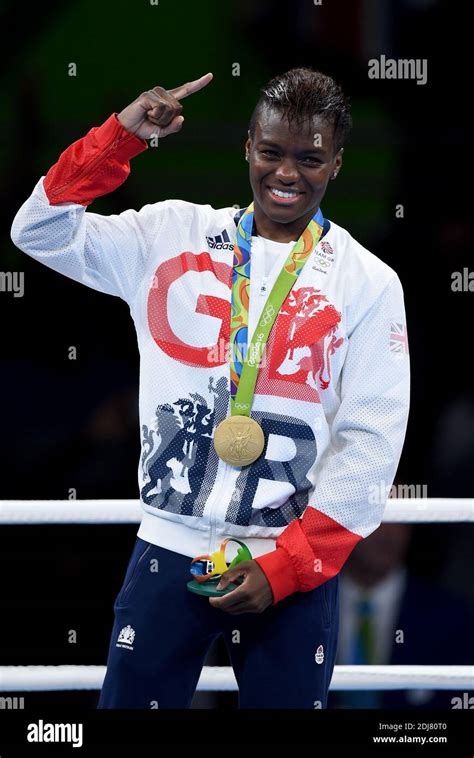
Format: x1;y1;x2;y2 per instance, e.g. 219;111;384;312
208;560;273;614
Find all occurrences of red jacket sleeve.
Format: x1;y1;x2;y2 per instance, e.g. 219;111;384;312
255;276;410;606
254;511;362;605
43;113;148;207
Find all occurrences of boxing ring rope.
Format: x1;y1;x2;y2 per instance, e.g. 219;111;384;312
1;498;473;524
0;665;472;692
1;497;473;693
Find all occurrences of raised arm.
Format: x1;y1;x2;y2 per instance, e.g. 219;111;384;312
10;74;214;303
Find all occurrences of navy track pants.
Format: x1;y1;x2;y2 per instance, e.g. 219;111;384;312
97;537;339;709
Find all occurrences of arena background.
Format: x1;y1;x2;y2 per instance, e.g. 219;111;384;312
0;0;472;711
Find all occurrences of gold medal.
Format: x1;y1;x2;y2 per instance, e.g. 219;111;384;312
213;415;265;466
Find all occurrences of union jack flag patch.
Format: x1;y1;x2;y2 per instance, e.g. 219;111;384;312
390;322;409;355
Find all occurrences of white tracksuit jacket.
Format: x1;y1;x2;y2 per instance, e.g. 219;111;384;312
10;112;410;604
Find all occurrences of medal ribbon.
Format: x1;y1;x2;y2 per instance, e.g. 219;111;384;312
230;202;325;416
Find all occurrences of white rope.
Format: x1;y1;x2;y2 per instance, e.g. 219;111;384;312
383;498;474;523
0;498;473;524
1;502;470;698
0;500;142;524
0;665;472;692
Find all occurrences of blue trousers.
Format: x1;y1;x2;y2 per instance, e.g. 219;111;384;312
97;537;339;709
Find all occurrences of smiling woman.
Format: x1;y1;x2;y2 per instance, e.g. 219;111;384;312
245;68;352;242
10;64;410;711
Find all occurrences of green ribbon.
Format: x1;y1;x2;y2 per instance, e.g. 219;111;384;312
229;202;325;416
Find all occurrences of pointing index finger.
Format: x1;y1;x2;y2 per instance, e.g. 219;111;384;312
168;72;213;100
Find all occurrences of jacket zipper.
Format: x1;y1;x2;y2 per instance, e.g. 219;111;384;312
207;460;231;554
259;277;268;296
207;279;269;552
49;137;124;196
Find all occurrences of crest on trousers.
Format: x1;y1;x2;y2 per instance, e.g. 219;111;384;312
116;625;136;650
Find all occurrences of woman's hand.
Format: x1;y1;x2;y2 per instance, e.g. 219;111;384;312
208;560;274;614
117;72;213;140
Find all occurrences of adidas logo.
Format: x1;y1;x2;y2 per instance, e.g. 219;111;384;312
206;229;234;250
116;624;135;650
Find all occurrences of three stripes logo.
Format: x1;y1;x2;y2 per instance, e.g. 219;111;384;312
206;229;234;251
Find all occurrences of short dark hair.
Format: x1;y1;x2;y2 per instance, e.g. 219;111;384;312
248;67;352;153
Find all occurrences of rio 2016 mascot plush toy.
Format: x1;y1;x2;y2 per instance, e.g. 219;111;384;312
187;538;252;597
